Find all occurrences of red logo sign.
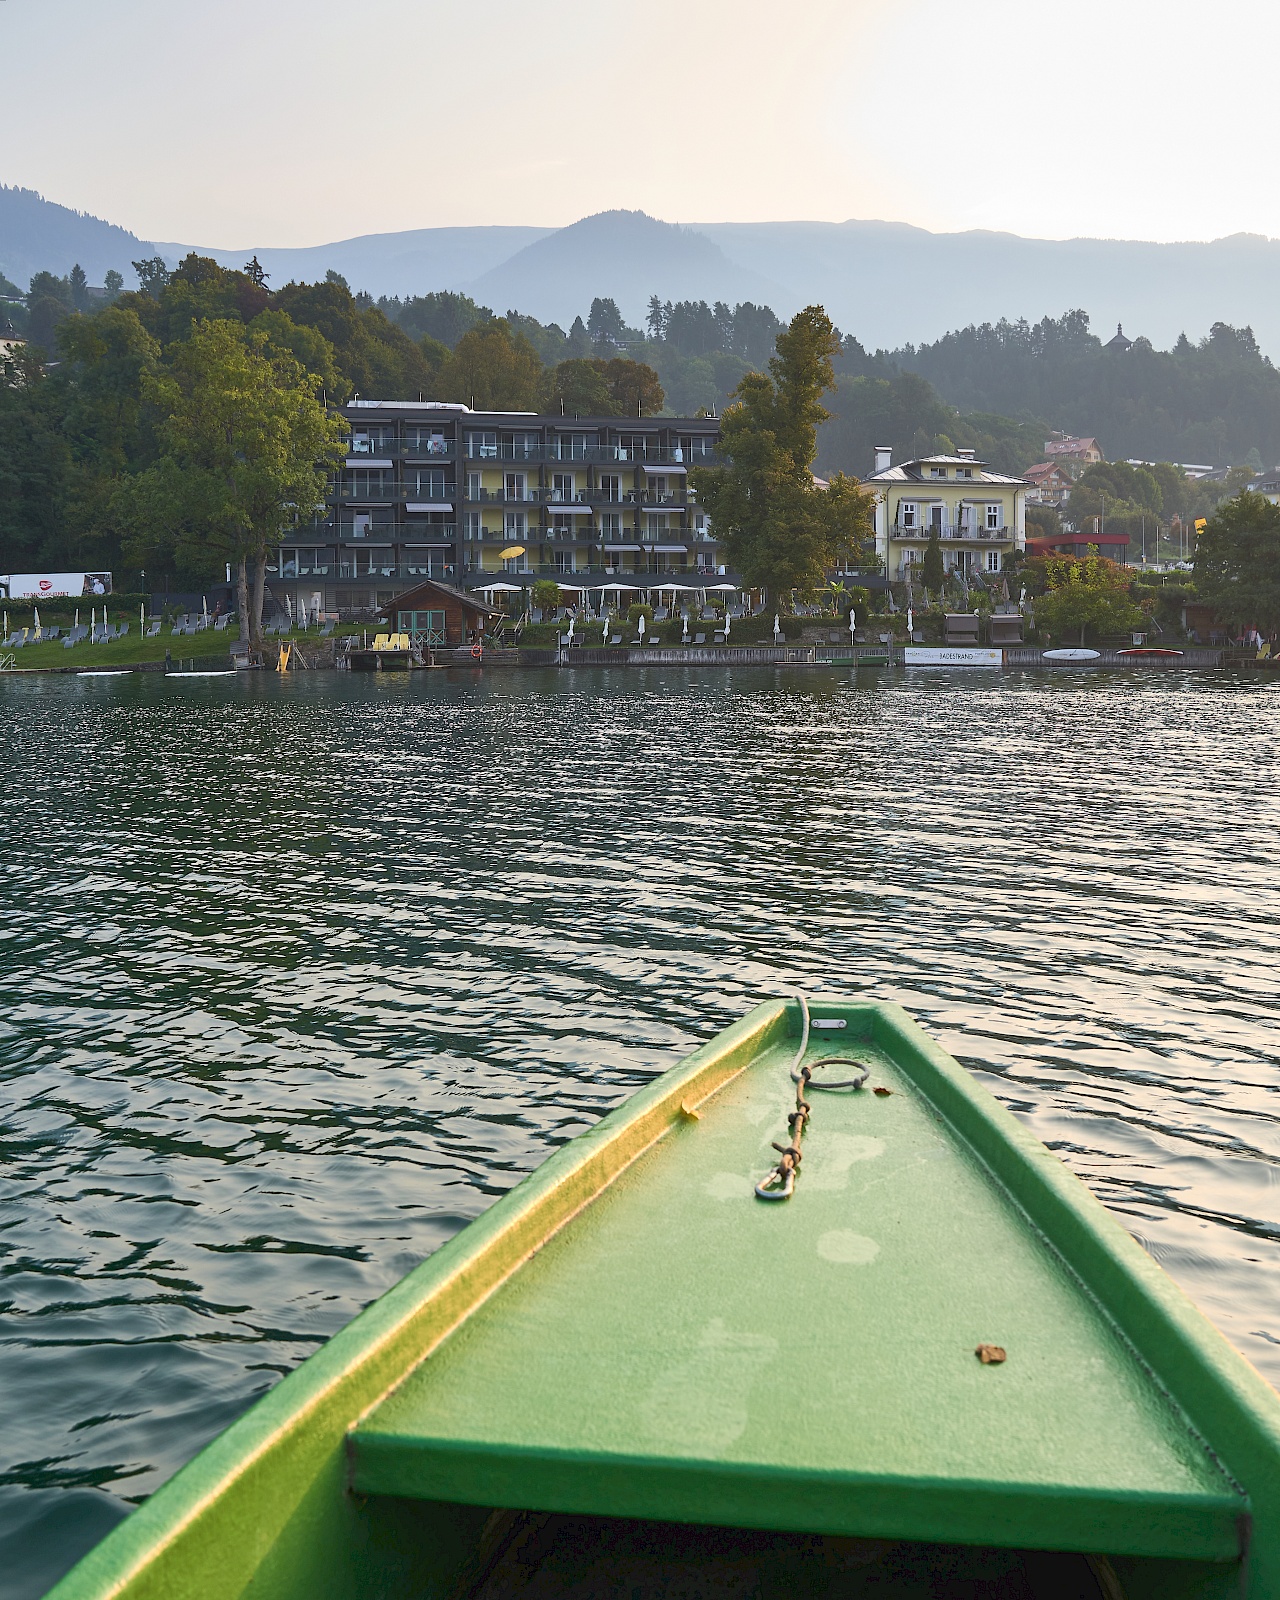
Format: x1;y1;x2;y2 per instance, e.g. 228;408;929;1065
38;579;52;592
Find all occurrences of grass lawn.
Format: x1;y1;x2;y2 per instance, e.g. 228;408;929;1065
1;625;362;673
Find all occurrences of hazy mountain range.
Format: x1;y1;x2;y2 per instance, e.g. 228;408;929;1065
5;183;1280;355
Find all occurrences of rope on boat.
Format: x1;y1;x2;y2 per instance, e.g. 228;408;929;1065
754;993;869;1201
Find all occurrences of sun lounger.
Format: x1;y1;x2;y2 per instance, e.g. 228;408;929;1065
608;633;622;646
714;631;726;644
372;633;391;650
693;632;706;645
987;614;1023;646
944;613;981;645
654;607;670;622
319;621;335;637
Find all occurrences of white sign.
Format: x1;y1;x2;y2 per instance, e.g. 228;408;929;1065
0;571;112;599
904;646;1003;667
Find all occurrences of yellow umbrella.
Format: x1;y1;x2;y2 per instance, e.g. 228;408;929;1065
499;545;526;559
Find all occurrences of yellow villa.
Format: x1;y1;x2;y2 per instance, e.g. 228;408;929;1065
863;447;1027;582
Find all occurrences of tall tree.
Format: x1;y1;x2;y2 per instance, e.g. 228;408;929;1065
692;306;874;596
116;320;345;656
440;319;542;410
587;297;626;349
1193;490;1280;631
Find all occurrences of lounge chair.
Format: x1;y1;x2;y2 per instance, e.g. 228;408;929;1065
654;607;670;622
943;613;981;645
372;633;391;651
714;631;726;644
214;615;230;631
608;633;622;646
319;621;335;637
987;614;1023;647
115;622;129;638
693;632;706;646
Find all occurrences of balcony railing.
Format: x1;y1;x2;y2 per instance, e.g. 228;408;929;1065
334;484;456;502
345;438;455;459
893;523;1009;540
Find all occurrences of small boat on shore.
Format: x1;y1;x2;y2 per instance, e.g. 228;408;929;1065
48;998;1280;1600
1116;648;1185;658
1042;648;1101;662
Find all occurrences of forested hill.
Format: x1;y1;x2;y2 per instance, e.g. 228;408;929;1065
889;312;1280;468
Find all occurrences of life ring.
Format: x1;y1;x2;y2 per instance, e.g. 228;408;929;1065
471;642;483;660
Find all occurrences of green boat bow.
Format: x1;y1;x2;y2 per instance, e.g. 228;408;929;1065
45;1000;1280;1600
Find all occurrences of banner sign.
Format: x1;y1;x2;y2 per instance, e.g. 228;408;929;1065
903;646;1003;667
0;572;112;599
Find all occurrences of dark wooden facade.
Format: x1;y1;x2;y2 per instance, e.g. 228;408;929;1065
376;578;498;646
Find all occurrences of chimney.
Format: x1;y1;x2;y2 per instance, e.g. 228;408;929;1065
956;448;976;460
874;445;892;473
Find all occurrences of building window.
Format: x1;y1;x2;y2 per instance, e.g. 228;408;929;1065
599;474;621;502
504;512;527;540
986;503;1002;530
600;512;621;540
505;472;527;501
412;469;447;498
985;550;1002;573
463;512;480;541
957;467;973;479
464;430;497;459
928;504;944;531
552;472;575;502
929;466;947;479
899;501;917;529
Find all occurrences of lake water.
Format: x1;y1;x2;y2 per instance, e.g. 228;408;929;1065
3;665;1280;1598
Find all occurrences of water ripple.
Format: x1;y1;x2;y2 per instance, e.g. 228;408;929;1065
2;665;1280;1596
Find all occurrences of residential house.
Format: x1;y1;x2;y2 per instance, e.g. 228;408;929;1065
863;447;1027;581
268;401;724;618
1022;461;1074;507
1044;434;1104;477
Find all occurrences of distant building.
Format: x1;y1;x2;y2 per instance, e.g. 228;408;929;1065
0;320;25;364
1043;434;1104;478
265;400;724;618
1022;461;1075;507
864;447;1026;580
1250;472;1280;507
1105;323;1134;352
1025;525;1129;565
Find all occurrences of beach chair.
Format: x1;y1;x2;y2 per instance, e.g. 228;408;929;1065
654;607;670;622
988;614;1023;647
372;633;391;651
608;633;622;646
390;632;409;650
944;613;981;645
693;632;706;645
91;626;109;644
116;622;130;638
319;621;335;637
714;631;726;644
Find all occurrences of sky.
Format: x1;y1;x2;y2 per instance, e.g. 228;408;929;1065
0;0;1274;247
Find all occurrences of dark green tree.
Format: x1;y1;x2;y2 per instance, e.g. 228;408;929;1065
693;305;875;596
1193;491;1280;631
587;297;626;349
131;256;170;297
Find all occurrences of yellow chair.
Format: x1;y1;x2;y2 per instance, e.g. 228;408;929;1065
390;632;410;650
371;633;391;651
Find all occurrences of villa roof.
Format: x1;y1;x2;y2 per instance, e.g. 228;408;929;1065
376;578;500;619
865;454;1026;488
1023;462;1072;483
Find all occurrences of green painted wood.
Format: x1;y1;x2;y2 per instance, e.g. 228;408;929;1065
350;1017;1245;1561
42;1000;1280;1599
